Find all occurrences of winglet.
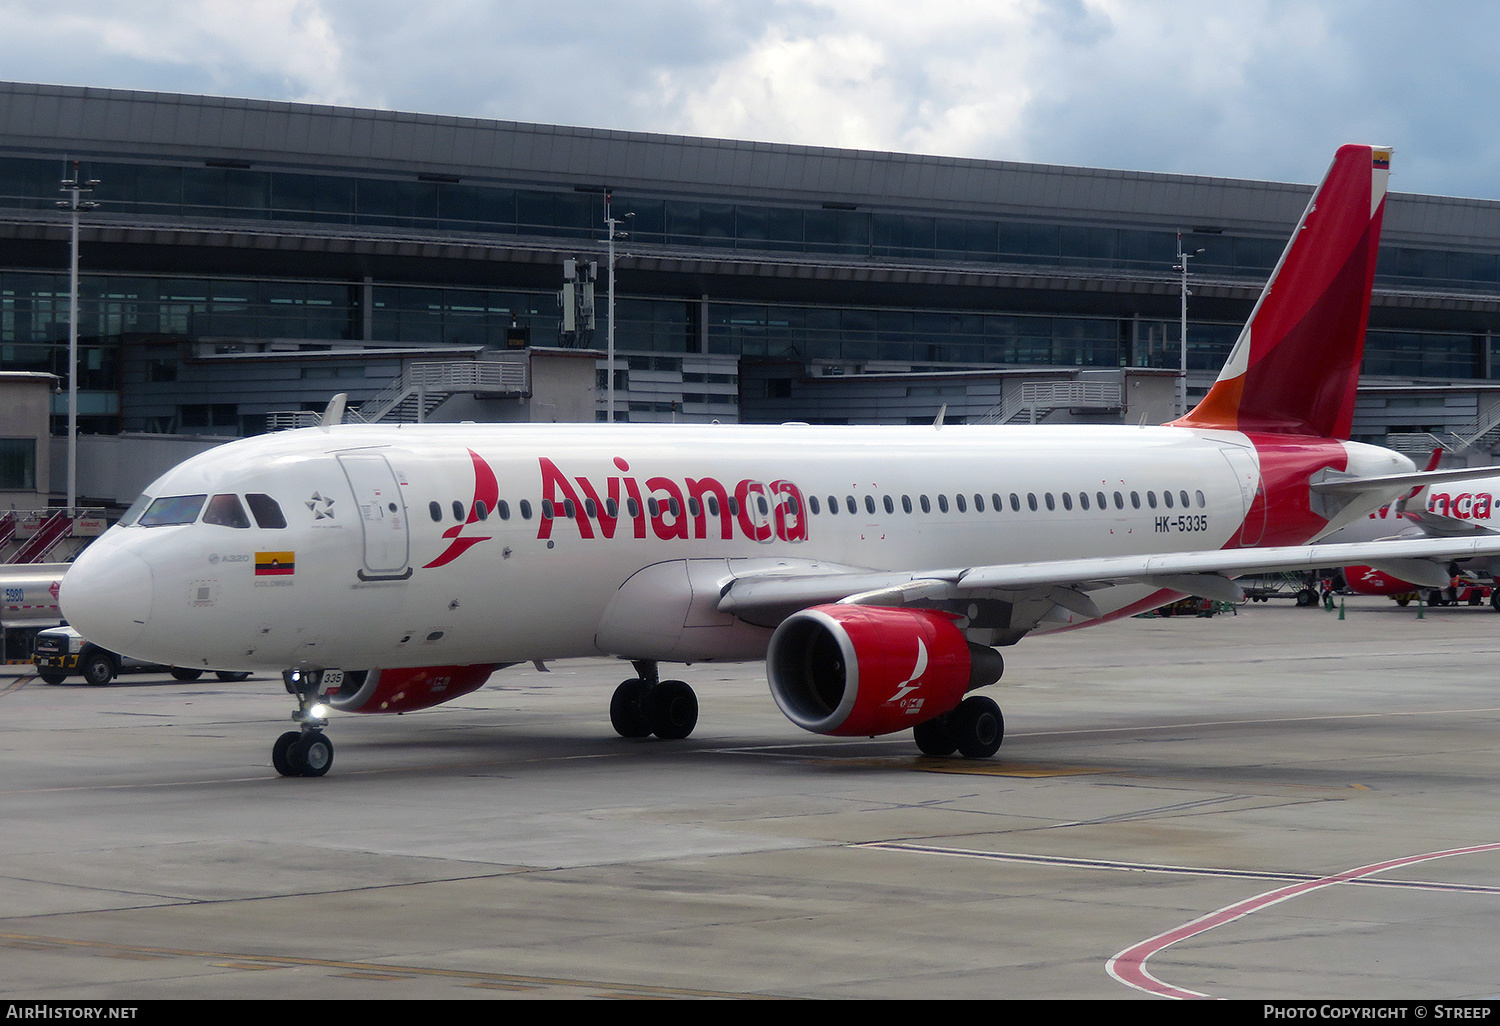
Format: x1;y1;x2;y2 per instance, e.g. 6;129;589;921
1173;145;1391;439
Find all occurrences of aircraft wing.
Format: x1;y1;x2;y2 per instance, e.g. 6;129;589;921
718;534;1500;616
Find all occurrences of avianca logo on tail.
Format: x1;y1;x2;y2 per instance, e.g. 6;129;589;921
539;457;808;543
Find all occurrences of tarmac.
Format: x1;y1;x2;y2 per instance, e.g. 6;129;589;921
3;594;1500;1000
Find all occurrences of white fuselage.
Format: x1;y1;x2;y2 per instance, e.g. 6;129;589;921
60;421;1408;673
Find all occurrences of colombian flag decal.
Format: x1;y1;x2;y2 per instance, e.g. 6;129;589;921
255;551;295;576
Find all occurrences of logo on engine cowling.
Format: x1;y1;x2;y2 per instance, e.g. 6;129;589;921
887;638;930;716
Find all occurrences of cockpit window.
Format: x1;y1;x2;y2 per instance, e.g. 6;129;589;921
118;494;152;527
203;494;252;529
246;493;287;529
138;494;207;527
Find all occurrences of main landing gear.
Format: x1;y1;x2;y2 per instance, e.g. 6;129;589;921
610;660;699;741
912;695;1005;759
273;668;335;777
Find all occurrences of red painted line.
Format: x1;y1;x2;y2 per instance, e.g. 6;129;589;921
1107;841;1500;999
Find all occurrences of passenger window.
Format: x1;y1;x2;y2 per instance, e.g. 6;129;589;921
1027;493;1038;512
452;501;465;521
565;499;578;518
1147;491;1158;509
246;493;287;529
1163;490;1174;508
203;494;251;529
920;495;931;514
498;500;511;520
1114;491;1124;509
938;494;949;513
1078;492;1088;511
902;495;913;514
1130;491;1141;509
1011;493;1021;512
542;500;555;519
809;496;821;515
1196;490;1206;508
845;496;856;515
1182;490;1192;508
1045;493;1055;511
884;495;895;514
975;494;985;512
139;494;207;527
475;500;489;521
429;501;442;522
864;495;875;515
520;499;533;520
956;494;967;513
1097;492;1108;510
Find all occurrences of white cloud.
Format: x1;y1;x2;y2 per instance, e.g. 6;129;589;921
648;1;1044;155
0;0;1497;196
0;0;355;105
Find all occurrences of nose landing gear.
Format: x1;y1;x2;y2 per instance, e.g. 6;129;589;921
274;668;335;777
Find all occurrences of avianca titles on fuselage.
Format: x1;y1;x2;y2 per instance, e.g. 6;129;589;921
62;144;1500;777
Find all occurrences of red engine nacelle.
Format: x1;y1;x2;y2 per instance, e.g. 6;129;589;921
323;663;501;714
1343;565;1416;596
766;605;1003;737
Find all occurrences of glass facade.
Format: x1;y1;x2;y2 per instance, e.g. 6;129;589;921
2;155;1497;290
2;143;1499;440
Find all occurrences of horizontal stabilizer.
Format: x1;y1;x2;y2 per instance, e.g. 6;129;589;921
1311;464;1500;495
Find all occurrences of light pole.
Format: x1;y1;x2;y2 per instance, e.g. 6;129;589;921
603;192;630;424
1173;234;1202;419
57;160;97;511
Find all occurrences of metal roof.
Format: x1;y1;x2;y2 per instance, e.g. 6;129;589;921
4;80;1498;248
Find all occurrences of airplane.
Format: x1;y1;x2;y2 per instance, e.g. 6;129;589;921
1326;451;1500;607
59;144;1500;777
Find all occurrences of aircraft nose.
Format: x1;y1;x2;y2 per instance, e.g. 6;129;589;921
60;541;154;653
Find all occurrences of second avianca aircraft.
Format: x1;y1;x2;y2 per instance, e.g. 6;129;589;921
60;145;1500;776
1328;450;1500;604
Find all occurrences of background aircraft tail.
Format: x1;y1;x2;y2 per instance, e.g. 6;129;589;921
1174;144;1390;439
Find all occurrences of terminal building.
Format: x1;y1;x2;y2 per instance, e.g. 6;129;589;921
3;80;1500;518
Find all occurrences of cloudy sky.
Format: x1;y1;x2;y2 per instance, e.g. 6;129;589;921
0;0;1495;199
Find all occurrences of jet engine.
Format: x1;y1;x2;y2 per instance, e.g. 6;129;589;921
323;663;501;714
766;605;1003;737
1343;565;1415;596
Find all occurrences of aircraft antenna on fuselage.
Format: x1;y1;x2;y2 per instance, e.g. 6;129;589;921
320;392;348;430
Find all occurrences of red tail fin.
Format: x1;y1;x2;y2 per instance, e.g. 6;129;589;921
1174;144;1390;439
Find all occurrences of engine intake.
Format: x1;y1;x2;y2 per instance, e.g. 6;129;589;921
767;605;1002;737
